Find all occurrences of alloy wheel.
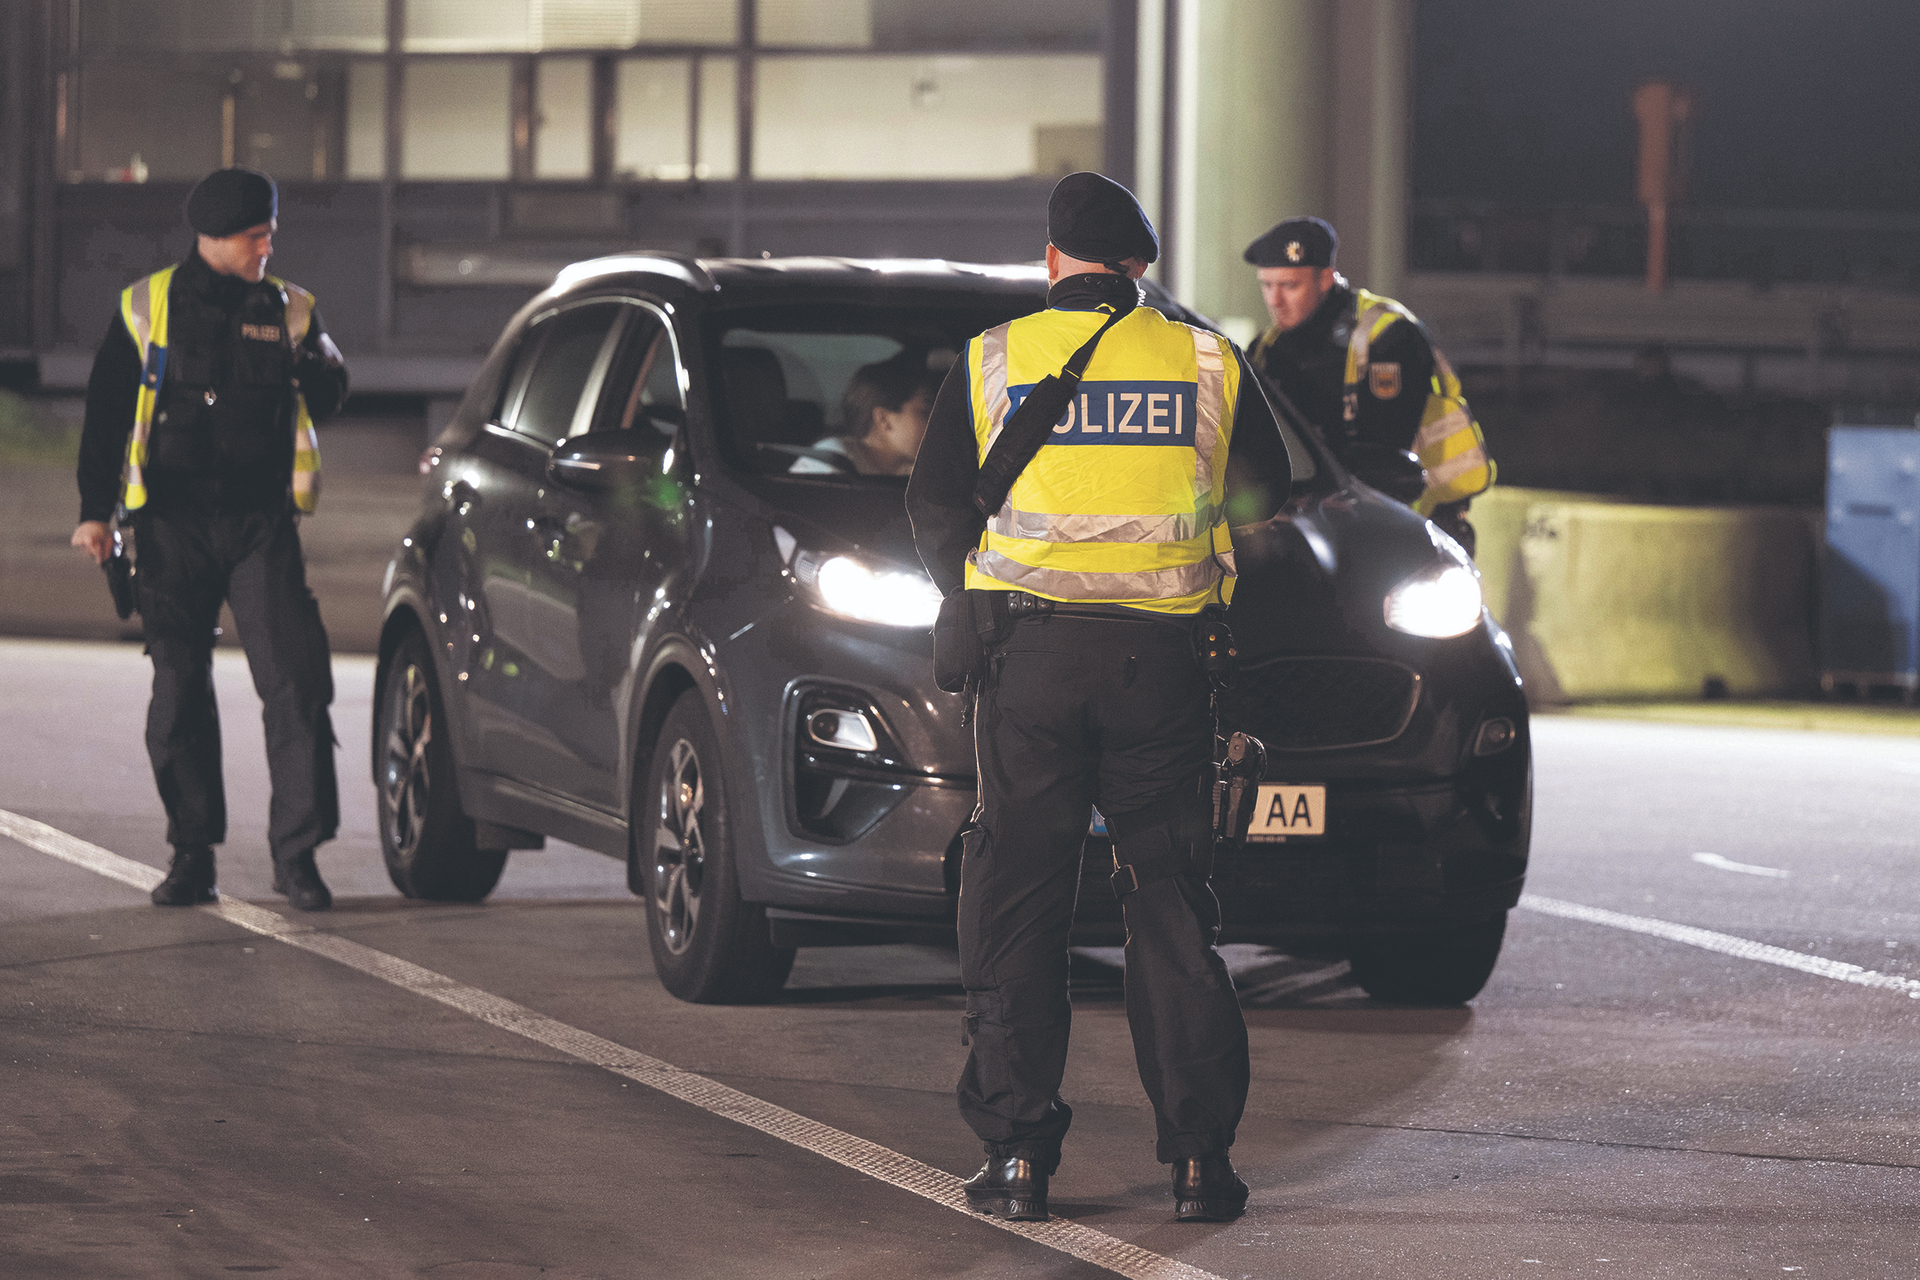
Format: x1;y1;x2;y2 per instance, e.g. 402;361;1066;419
651;737;706;955
382;663;433;860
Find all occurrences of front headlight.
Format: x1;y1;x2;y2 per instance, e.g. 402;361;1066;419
1383;561;1483;637
794;550;943;628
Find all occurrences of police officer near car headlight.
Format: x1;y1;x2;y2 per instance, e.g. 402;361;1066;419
1245;216;1492;553
907;172;1293;1223
70;166;348;911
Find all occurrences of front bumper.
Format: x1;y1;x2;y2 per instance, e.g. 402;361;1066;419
1070;748;1532;947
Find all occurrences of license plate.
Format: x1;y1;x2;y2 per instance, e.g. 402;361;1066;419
1245;784;1326;841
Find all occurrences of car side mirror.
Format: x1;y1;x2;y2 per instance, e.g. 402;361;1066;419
1345;443;1428;506
548;426;676;493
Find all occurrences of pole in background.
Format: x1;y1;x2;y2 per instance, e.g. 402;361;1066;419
1633;80;1691;294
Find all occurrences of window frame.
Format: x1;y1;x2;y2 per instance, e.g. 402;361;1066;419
495;297;627;445
583;295;690;441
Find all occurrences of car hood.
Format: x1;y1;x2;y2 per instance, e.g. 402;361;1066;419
727;476;923;573
725;473;1465;650
1228;482;1468;660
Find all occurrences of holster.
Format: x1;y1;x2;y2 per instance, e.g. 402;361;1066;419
103;526;137;620
1212;731;1266;846
932;588;1009;694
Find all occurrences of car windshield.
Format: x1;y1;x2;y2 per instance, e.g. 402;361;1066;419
704;300;1034;480
702;294;1331;493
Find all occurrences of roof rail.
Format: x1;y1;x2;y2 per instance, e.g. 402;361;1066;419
554;250;720;294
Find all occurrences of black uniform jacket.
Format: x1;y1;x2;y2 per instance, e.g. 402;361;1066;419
907;272;1295;598
77;251;349;523
1249;281;1433;459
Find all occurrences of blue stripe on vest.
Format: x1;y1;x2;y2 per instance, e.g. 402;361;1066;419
1006;380;1198;446
142;344;167;390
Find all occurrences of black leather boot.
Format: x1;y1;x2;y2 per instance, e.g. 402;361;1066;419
1172;1152;1249;1222
963;1156;1048;1221
272;849;332;912
151;844;217;906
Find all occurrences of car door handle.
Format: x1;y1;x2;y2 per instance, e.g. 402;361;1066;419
528;514;574;563
449;480;479;518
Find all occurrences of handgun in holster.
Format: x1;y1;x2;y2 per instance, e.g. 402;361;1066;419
104;525;137;620
1212;731;1266;845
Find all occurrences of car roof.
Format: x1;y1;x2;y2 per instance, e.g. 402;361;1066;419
547;251;1051;304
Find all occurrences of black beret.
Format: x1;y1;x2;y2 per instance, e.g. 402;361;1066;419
1244;217;1338;268
1048;171;1158;267
185;167;278;238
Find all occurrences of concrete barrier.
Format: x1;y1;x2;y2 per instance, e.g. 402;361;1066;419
1472;487;1818;703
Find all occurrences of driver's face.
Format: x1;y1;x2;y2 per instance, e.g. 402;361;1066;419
869;387;933;475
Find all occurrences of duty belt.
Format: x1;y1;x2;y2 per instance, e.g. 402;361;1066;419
1005;592;1183;624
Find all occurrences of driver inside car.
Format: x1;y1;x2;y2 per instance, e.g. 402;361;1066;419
789;353;935;476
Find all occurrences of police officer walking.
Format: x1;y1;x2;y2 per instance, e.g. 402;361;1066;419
908;173;1292;1222
71;167;348;911
1245;217;1492;551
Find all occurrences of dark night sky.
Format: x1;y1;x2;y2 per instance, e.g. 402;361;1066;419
1413;0;1920;210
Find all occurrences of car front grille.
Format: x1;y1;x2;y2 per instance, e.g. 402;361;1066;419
1221;656;1420;752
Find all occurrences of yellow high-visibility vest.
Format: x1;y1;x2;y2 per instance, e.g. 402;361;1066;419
963;303;1240;615
117;266;322;514
1343;289;1494;514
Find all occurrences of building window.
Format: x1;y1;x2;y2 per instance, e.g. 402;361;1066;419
402;60;512;180
345;60;385;180
79;0;386;54
753;54;1102;180
403;0;736;52
758;0;874;48
535;58;594;180
62;0;1111;185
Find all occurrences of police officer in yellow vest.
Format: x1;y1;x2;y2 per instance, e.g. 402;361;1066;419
1246;217;1492;553
908;173;1292;1223
71;167;349;911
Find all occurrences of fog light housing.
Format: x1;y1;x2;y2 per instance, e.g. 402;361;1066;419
1473;716;1516;756
807;708;879;753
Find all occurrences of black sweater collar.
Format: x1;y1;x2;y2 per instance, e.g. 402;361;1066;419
1047;271;1142;313
176;250;255;306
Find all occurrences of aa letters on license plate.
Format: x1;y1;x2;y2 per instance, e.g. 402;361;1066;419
1246;784;1326;841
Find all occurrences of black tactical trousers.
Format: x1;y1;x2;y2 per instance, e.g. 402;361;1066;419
957;613;1250;1169
135;509;338;865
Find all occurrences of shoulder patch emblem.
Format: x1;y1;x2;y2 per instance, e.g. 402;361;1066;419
241;323;283;343
1369;362;1401;399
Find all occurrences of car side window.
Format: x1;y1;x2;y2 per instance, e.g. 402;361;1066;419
507;302;624;446
591;304;686;442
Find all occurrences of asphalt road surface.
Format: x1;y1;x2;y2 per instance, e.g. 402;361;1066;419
3;638;1916;1279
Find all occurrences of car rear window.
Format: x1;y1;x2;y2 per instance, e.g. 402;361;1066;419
702;301;1032;479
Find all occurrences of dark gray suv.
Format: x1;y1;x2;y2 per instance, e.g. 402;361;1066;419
374;253;1530;1006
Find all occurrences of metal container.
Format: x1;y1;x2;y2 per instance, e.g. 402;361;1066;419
1822;425;1920;698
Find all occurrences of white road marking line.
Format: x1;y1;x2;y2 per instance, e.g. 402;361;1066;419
0;809;1229;1280
1518;893;1920;999
1691;852;1792;879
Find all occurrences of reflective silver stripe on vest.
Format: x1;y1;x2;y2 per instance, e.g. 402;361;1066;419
1189;325;1225;503
994;507;1205;544
127;284;152;348
979;321;1014;458
970;549;1225;602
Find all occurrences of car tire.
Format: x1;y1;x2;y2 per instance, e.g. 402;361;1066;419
376;630;508;902
1347;912;1507;1005
638;690;796;1004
